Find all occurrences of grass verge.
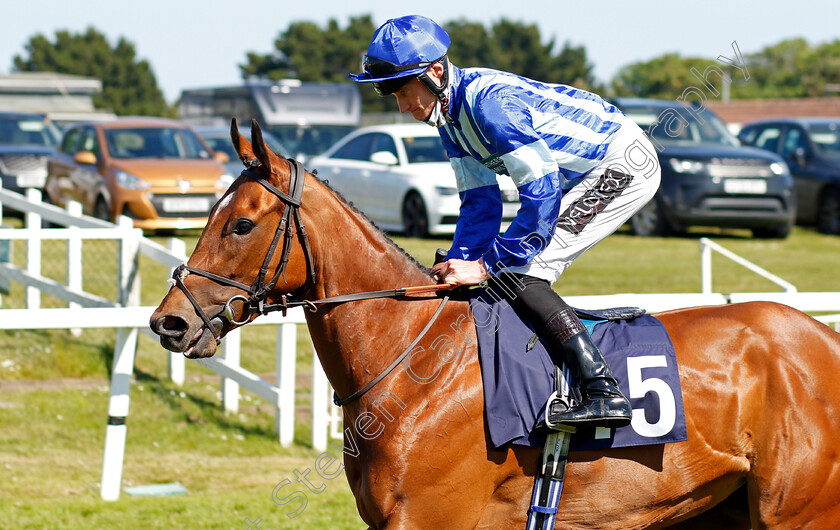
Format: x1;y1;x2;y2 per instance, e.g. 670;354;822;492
1;224;839;527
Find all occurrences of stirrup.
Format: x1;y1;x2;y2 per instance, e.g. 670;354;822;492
540;391;576;432
536;364;578;432
527;421;576;529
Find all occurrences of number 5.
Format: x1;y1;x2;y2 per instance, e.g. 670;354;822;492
626;355;676;437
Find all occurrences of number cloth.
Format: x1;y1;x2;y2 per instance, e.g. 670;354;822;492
468;292;687;450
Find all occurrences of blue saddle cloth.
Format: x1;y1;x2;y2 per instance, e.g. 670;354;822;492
469;294;688;451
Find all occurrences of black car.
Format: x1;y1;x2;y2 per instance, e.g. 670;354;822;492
611;98;796;238
738;118;840;234
0;112;61;195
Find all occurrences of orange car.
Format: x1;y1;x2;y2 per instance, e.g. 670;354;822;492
45;117;233;230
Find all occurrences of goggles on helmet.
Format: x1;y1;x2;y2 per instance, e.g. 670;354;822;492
363;55;435;77
363;55;436;95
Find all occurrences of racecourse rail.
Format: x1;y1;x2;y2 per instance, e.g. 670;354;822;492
1;184;839;502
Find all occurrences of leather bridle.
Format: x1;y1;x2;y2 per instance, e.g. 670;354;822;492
168;157;454;407
170;159;315;343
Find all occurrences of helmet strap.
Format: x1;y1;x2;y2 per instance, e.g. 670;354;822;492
419;56;453;125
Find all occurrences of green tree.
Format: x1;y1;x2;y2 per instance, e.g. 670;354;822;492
730;38;813;99
13;27;171;116
611;53;722;99
809;39;840;96
241;16;598;114
611;38;840;100
446;19;596;90
240;16;390;113
729;38;840;98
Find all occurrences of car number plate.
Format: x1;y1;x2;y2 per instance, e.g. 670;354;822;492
723;179;767;194
16;174;46;188
162;197;210;212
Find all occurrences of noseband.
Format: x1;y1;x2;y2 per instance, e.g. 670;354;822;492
170;158;316;343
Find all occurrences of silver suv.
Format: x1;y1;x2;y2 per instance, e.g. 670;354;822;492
0;112;61;194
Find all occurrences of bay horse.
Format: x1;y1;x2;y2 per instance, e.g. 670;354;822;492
151;120;840;529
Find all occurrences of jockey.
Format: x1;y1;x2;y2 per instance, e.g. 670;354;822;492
350;15;661;429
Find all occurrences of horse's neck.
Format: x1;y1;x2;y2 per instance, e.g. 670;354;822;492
312;202;430;296
303;185;436;400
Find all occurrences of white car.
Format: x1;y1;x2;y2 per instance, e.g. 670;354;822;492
309;123;520;237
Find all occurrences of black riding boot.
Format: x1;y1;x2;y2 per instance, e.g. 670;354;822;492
542;307;632;428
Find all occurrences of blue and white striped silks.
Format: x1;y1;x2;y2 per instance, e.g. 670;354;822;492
438;67;625;273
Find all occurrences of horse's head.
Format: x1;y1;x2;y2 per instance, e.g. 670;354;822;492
150;119;316;358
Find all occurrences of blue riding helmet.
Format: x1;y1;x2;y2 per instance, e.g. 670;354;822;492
349;15;451;96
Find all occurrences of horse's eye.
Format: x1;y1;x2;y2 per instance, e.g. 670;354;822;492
232;218;254;235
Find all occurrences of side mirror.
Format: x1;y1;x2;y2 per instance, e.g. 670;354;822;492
74;151;97;165
213;151;230;163
792;146;810;167
370;151;399;166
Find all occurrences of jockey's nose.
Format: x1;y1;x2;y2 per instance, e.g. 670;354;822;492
395;94;411;114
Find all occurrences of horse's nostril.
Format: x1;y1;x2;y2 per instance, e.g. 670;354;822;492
154;315;189;338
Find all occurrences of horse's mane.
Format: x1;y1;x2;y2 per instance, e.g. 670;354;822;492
307;170;433;277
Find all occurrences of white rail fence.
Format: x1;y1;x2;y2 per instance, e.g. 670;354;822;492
0;186;341;502
3;185;840;502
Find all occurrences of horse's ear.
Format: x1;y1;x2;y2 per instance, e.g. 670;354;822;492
250;119;273;173
230;118;256;165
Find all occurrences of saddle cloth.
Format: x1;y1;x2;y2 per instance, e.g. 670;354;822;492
469;292;688;451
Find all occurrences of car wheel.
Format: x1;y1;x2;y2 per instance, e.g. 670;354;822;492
816;188;840;235
630;197;672;237
402;191;429;238
94;197;111;223
752;221;792;239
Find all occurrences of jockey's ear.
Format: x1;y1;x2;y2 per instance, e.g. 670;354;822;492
250;119;272;173
230;118;255;166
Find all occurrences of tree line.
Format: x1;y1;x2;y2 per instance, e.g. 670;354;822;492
11;19;840;117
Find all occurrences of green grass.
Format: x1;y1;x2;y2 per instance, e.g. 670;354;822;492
0;379;360;529
1;222;839;528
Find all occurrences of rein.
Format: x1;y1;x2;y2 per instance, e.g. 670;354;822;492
170;157;454;406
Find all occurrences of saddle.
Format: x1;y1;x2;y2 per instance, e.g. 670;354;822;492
525;306;647;351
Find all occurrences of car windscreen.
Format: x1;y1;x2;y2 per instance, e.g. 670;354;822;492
268;126;354;158
0;116;61;146
622;106;739;147
402;135;449;164
202;131;287;160
808;122;840;157
105;128;212;159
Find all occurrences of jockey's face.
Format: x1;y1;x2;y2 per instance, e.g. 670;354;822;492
393;62;445;122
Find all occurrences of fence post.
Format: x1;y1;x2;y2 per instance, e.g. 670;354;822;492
167;238;186;386
24;188;41;309
220;327;241;414
312;344;328;451
116;216;140;307
99;216;141;500
66;201;83;337
0;180;3;304
277;322;296;446
100;327;139;501
700;238;712;294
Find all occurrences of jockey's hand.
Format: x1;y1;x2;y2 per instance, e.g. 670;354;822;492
431;258;490;287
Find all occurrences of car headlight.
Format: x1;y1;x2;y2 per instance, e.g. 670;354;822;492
668;158;705;174
769;161;788;175
216;173;236;190
435;186;458;196
114;170;151;190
